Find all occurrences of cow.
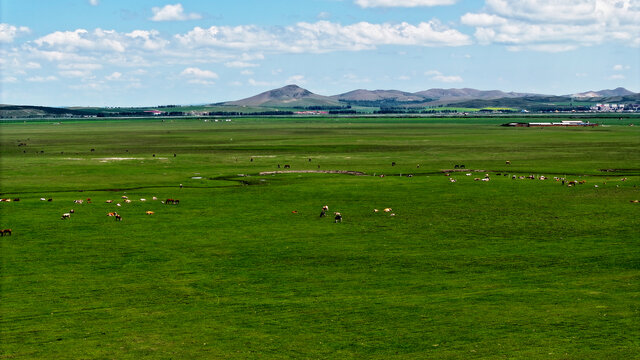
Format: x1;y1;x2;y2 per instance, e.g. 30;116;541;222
506;161;511;165
146;211;154;215
454;165;459;169
284;164;291;169
125;199;132;203
69;209;74;214
383;208;392;212
106;200;113;203
460;165;465;169
0;229;11;236
334;212;342;223
13;198;20;202
165;199;174;204
373;209;379;212
115;214;122;221
320;209;326;217
74;200;83;204
61;213;71;220
107;212;117;216
391;162;396;166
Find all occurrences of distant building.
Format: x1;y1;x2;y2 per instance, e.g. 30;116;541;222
502;120;597;127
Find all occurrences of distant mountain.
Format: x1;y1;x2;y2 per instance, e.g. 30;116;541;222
414;88;540;101
332;89;427;102
224;84;343;108
569;87;635;98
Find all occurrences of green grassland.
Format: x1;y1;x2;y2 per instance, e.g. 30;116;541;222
1;117;639;359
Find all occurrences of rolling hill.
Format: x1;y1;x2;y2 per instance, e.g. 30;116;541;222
224;85;344;108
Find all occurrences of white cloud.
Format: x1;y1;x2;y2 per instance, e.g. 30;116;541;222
613;64;630;71
575;72;588;77
240;70;254;75
176;21;471;52
151;4;202;22
180;67;218;79
89;0;99;5
125;30;169;50
608;74;625;80
106;72;122;80
426;70;462;83
58;63;102;70
27;76;58;82
0;23;30;43
286;75;306;85
224;61;259;68
35;29;126;52
2;76;18;83
61;70;90;78
462;0;640;52
248;78;276;87
355;0;457;7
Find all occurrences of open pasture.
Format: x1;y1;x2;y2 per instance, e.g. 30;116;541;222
1;117;639;359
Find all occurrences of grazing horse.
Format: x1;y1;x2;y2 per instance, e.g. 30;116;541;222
1;229;11;236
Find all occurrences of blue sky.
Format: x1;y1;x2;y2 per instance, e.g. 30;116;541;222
1;0;639;106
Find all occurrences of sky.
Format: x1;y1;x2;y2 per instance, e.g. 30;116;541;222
1;0;639;107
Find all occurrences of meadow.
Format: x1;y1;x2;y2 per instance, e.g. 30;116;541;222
1;116;639;359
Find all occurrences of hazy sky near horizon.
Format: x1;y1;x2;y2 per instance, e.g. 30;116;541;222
1;0;639;106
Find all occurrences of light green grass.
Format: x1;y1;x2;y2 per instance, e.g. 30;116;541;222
1;117;639;359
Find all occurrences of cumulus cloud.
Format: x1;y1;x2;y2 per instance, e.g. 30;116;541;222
355;0;457;7
26;75;58;82
608;74;625;80
106;72;122;80
176;20;471;52
35;29;126;52
89;0;99;5
180;67;218;85
426;70;463;83
224;61;259;68
613;64;630;71
462;0;640;51
151;4;202;21
0;23;30;43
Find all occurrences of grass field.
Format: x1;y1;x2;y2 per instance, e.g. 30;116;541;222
1;117;639;359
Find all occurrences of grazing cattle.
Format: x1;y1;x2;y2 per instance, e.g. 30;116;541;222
73;200;83;204
466;173;472;176
506;161;511;165
13;198;20;202
69;209;74;214
90;148;95;152
373;209;379;212
0;199;10;202
449;178;457;183
568;181;577;186
122;196;128;199
107;212;117;216
481;178;490;182
390;213;396;217
460;165;465;169
48;198;53;202
250;158;253;162
322;205;329;212
140;198;146;202
1;229;11;236
61;213;71;220
292;210;298;214
116;203;121;207
106;200;113;203
152;197;158;201
115;214;122;221
125;199;132;203
383;208;392;213
320;209;326;217
334;212;342;223
630;200;639;203
391;162;396;166
283;164;291;169
165;199;179;205
146;211;154;215
40;198;46;201
277;164;281;168
474;178;481;181
417;164;420;168
454;165;459;169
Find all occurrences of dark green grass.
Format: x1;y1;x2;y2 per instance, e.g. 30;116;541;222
1;118;639;359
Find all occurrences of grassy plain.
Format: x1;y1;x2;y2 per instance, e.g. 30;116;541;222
1;116;639;359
